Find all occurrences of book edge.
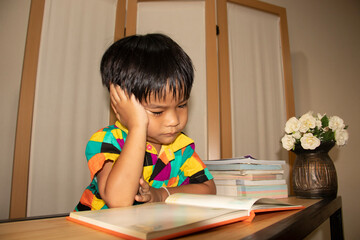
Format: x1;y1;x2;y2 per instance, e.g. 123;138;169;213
67;212;251;240
66;216;143;240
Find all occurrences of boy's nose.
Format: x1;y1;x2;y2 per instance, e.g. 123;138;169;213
167;111;180;127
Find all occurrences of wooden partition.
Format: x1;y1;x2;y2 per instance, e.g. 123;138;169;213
217;0;295;159
9;0;294;219
10;0;45;220
10;0;126;219
126;0;221;160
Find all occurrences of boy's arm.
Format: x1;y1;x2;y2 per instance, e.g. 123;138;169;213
96;84;148;207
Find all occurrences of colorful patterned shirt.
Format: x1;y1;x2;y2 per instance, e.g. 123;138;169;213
75;121;213;211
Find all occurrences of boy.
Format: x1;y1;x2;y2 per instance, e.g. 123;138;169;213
75;33;216;211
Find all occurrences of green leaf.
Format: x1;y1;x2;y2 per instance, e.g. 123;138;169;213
321;115;329;128
321;130;335;142
313;126;321;137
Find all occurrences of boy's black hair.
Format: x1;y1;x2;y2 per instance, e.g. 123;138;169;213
100;33;194;102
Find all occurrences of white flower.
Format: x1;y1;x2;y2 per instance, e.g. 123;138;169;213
317;113;325;119
335;129;349;146
281;135;296;150
282;111;349;152
329;116;345;131
300;133;321;150
285;117;301;134
292;131;302;139
299;112;316;133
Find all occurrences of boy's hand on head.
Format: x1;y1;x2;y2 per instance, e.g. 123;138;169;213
110;84;148;130
135;178;165;203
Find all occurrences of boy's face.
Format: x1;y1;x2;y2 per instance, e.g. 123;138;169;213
142;88;188;151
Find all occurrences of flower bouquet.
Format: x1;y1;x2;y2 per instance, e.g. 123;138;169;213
281;111;349;198
281;111;349;151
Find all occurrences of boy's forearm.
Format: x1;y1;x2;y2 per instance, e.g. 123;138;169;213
103;127;147;207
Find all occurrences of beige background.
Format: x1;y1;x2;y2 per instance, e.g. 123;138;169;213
1;0;359;239
0;0;31;221
136;1;208;160
261;1;360;239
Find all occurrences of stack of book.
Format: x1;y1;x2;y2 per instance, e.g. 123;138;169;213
203;157;288;199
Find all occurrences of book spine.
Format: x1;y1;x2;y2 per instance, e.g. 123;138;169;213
212;174;283;181
207;164;282;171
216;187;288;198
209;170;285;175
214;179;286;186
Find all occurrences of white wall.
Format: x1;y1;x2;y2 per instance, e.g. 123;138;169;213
27;0;115;218
0;0;31;220
262;1;360;239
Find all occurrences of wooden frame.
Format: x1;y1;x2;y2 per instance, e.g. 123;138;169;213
109;0;127;124
10;0;126;219
217;0;295;159
10;0;45;219
126;0;221;160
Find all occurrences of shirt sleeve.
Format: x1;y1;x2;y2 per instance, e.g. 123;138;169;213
85;128;121;180
180;143;213;184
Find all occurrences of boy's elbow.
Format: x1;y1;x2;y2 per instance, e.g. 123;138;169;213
102;193;135;208
105;199;134;208
206;179;217;195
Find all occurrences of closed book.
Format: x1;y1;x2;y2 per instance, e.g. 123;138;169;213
210;169;285;176
212;173;284;181
216;184;288;198
203;158;285;165
214;179;286;186
206;164;282;171
217;191;289;199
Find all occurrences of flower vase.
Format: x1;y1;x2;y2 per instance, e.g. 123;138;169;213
292;142;338;199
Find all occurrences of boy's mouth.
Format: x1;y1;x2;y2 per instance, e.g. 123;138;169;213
163;132;179;137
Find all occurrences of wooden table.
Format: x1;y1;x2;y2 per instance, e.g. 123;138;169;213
0;196;343;240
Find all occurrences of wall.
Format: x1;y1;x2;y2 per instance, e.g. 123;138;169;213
262;0;360;239
0;0;31;220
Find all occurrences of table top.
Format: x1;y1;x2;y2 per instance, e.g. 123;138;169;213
0;196;342;240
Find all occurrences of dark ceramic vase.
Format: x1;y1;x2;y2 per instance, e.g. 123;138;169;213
292;141;337;199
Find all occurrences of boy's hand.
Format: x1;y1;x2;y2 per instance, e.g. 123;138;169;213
135;178;166;203
110;84;148;130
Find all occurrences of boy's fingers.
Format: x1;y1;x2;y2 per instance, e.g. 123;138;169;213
135;193;151;202
110;84;120;103
110;93;117;106
114;84;128;101
139;178;150;191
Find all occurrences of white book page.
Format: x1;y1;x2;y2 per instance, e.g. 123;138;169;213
165;193;259;211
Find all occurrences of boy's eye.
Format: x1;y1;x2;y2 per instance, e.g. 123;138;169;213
178;103;188;108
151;111;163;116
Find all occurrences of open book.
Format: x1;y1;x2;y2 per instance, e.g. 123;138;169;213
67;193;303;240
